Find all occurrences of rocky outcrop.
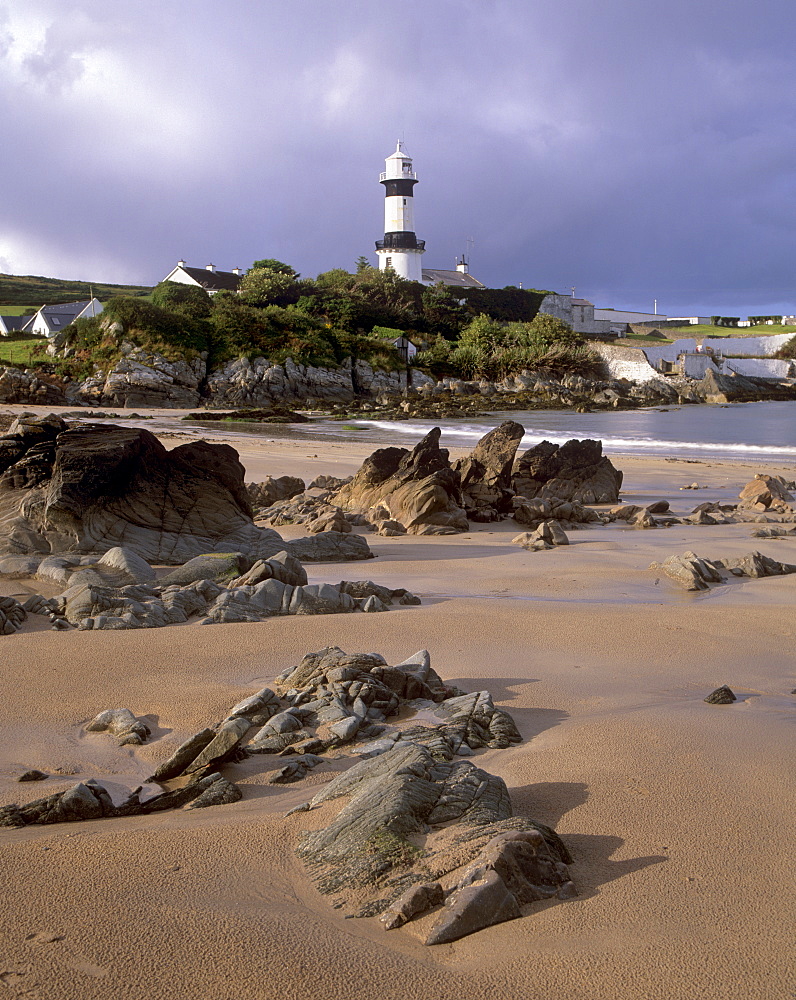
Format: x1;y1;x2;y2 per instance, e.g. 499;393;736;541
0;367;66;406
453;421;525;521
693;369;796;404
513;521;570;551
205;356;431;406
512;438;623;505
73;348;205;408
738;475;795;513
0;596;26;635
651;549;796;590
247;476;306;511
0;421;290;563
334;427;468;535
1;645;573;943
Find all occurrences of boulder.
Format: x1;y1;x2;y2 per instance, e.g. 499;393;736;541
453;421;525;521
425;870;521;944
334;428;468;535
738;475;795;513
0;596;26;635
159;552;251;587
0;423;291;563
246;476;306;511
85;708;151;746
286;532;373;562
512;439;622;505
704;685;737;705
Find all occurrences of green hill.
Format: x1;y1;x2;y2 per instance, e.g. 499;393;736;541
0;272;152;308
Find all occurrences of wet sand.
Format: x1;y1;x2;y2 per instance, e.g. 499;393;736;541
0;407;794;999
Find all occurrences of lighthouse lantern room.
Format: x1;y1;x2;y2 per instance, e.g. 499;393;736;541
375;142;425;282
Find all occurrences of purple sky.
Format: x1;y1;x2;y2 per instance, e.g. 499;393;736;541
1;0;794;317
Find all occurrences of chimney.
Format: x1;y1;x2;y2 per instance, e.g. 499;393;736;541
456;257;469;274
232;267;241;275
177;259;186;268
206;263;216;272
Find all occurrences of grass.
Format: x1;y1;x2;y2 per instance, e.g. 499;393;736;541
667;324;796;338
0;334;48;366
0;273;152;307
0;305;36;316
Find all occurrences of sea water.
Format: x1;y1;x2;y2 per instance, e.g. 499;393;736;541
190;400;796;466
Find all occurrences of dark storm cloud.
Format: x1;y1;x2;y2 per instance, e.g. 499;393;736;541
1;0;793;316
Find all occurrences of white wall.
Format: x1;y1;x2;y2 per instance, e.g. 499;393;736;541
721;358;793;378
702;333;794;356
376;249;424;282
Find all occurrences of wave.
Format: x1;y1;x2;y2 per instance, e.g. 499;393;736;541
355;419;796;459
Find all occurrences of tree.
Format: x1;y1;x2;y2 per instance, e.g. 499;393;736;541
238;266;299;307
355;255;373;273
421;281;468;340
151;281;212;319
250;258;299;277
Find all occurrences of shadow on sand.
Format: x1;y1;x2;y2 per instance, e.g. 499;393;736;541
512;779;667;897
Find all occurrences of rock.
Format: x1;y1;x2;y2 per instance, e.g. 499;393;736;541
148;728;217;782
453;421;526;520
704;685;737;705
305;508;352;534
229;551;307;588
0;370;66;407
738;475;795;513
512;439;623;505
652;550;796;590
185;773;243;809
268;754;324;784
159;552;251;586
0;423;291;564
18;770;48;782
0;596;26;635
247;476;306;510
82;348;205;409
512;520;569;551
334;428;469;535
0;779;116;828
0;555;44;578
85;708;151;746
425;870;522;944
513;496;601;530
183;717;251;775
286;532;373;562
328;715;361;741
225;687;282;724
96;546;156;584
380;882;444;930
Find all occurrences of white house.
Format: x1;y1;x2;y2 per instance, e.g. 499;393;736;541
0;314;33;337
22;299;103;338
421;260;486;289
161;261;243;295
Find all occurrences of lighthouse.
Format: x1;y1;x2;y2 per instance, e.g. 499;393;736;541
375;142;425;282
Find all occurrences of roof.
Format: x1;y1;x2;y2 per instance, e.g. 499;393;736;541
386;141;411;161
571;298;593;306
0;315;32;331
178;266;241;292
41;300;94;315
421;268;486;289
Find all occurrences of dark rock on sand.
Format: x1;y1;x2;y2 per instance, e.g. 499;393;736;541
512;438;623;505
333;428;468;535
704;685;737;705
453;421;525;521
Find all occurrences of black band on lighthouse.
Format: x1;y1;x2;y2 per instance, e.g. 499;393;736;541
377;232;422;250
381;179;417;197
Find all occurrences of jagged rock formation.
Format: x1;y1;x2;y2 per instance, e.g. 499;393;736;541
512;438;623;505
693;369;796;404
333;428;469;535
0;646;573;943
0;417;376;566
452;421;526;522
75;348;205;408
650;549;796;591
0;367;66;405
247;476;306;511
514;496;604;530
513;521;570;551
0;596;26;635
737;475;795;514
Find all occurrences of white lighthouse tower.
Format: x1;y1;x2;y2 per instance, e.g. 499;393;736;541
375;142;425;282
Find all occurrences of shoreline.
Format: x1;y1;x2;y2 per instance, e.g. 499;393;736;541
0;413;794;998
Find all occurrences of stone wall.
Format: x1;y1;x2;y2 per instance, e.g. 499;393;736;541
702;332;794;356
588;342;666;383
721;357;793;378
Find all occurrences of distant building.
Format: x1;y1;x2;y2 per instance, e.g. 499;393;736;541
593;307;669;328
161;261;243;295
22;299;103;338
421;260;486;289
0;314;33;336
666;316;712;326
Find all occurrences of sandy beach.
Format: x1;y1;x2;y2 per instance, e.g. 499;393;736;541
0;408;793;1000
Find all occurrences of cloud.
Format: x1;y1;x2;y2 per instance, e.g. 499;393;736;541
0;0;794;315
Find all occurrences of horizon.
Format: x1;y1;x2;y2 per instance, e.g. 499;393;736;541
1;2;794;319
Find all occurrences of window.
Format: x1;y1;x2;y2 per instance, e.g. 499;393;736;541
403;198;407;205
386;257;392;267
